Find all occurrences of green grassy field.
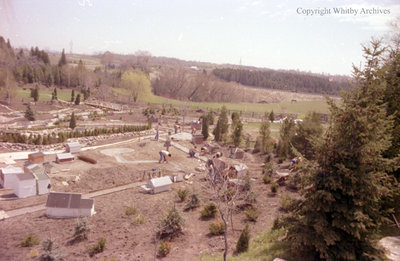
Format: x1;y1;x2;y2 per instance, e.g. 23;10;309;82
17;88;73;102
200;229;287;261
112;88;331;117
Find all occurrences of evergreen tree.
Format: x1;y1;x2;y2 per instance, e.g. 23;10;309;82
269;110;275;122
201;115;209;140
275;40;399;261
257;118;272;154
75;94;81;105
69;112;76;129
58;48;67;67
232;119;243;147
71;89;75;102
236;224;250;253
206;110;215;125
213;106;229;142
292;112;323;160
53;87;58;100
32;86;39;102
277;118;296;159
383;40;400;179
25;104;35;121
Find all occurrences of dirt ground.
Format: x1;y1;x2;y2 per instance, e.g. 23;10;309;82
0;136;297;261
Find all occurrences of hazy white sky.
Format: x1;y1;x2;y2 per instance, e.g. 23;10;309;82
0;0;399;75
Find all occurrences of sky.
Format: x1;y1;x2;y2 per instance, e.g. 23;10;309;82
0;0;399;75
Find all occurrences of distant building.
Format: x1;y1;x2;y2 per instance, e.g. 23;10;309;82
25;164;50;195
14;173;36;198
141;176;172;194
28;152;45;164
56;153;74;163
66;142;81;154
0;166;24;189
46;192;95;218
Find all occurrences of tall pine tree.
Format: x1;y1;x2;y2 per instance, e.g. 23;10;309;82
213;106;229;142
276;40;398;261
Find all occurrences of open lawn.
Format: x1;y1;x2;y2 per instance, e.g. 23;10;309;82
17;88;73;102
112;88;331;117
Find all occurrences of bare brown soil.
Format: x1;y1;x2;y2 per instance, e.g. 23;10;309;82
0;136;296;261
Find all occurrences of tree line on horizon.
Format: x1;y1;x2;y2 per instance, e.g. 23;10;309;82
213;67;352;95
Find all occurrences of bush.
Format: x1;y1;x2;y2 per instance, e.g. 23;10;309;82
177;188;189;202
245;191;258;205
242;175;252;191
245;206;260;222
236;224;250;253
88;238;106;257
28;249;39;259
73;217;91;240
270;182;279;193
209;221;225;235
263;174;272;184
159;206;185;238
287;172;301;190
185;193;200;211
38;238;65;261
280;195;295;212
158;240;172;257
21;233;40;247
135;214;146;224
262;162;274;175
200;203;218;219
125;207;137;216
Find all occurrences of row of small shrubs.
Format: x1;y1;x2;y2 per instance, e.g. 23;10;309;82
1;124;151;145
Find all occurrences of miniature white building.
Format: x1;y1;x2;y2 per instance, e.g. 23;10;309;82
66;142;81;154
25;164;50;195
46;192;95;218
13;173;36;198
56;153;74;163
233;164;249;178
141;176;172;194
0;166;24;189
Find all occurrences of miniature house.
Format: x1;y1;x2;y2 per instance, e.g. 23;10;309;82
0;165;24;189
25;164;50;195
13;172;36;198
192;134;204;145
141;176;172;194
66;142;81;154
56;153;74;163
28;152;45;163
230;148;244;159
233;164;249;178
46;192;95;218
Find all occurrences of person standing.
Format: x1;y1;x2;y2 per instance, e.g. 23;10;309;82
165;131;171;151
159;150;171;163
155;123;159;141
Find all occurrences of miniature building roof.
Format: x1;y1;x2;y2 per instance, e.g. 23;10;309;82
66;142;80;147
57;153;74;159
234;164;248;172
29;166;49;180
25;162;38;169
1;166;24;175
46;192;93;209
29;152;44;158
16;172;35;181
149;176;172;187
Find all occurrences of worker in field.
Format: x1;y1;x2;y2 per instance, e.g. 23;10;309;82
159;150;171;163
165;131;172;151
155;123;160;141
189;146;197;158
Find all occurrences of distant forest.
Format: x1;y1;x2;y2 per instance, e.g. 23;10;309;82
212;68;351;95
